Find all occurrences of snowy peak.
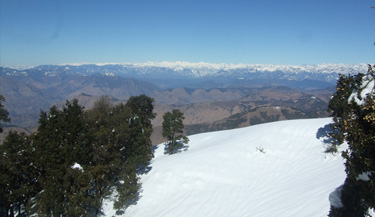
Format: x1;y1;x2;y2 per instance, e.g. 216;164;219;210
2;62;368;77
65;61;368;78
124;61;367;74
1;62;369;87
116;62;367;84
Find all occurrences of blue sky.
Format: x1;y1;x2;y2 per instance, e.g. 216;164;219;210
1;0;374;66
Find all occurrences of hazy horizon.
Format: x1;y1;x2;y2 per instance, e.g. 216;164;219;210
1;60;372;68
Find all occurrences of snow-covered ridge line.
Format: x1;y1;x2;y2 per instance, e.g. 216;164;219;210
1;61;369;82
57;61;368;74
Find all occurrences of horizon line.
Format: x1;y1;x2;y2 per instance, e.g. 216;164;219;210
1;61;370;69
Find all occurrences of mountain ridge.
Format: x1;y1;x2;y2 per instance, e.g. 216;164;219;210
1;62;368;91
0;62;341;144
2;61;368;78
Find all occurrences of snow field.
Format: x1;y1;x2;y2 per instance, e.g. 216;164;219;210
104;118;347;217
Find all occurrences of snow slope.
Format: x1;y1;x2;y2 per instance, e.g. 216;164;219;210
104;118;346;217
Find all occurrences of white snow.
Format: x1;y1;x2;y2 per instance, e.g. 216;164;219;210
348;74;375;105
357;172;373;182
103;72;115;77
71;162;83;172
125;61;367;76
56;61;367;76
329;185;344;208
103;118;348;217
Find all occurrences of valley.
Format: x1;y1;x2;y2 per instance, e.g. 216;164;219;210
0;63;358;144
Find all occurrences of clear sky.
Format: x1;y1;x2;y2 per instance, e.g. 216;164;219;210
1;0;375;66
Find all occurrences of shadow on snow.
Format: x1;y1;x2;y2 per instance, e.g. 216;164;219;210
164;141;189;155
316;124;335;145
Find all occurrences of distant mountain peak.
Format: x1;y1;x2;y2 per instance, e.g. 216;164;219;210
64;61;369;78
1;62;369;85
3;61;368;74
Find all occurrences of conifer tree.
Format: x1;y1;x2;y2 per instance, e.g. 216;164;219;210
0;95;10;133
126;94;156;167
328;65;375;216
106;103;138;210
327;74;356;152
84;97;118;215
1;95;158;215
113;160;139;211
162;109;189;154
110;100;150;210
33;100;93;216
0;131;37;216
85;97;142;213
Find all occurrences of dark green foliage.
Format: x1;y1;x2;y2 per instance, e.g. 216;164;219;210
113;161;140;211
342;94;375;209
84;97;118;215
328;74;357;118
328;65;375;216
1;95;156;216
0;95;10;133
33;100;93;216
126;94;156;167
328;178;369;217
162;109;189;154
0;131;37;216
85;95;155;212
326;73;357;152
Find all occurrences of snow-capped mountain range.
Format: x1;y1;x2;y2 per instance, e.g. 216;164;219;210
124;61;368;75
1;61;368;81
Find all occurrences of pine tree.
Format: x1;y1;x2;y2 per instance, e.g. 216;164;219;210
126;94;156;165
32;100;93;216
0;131;37;216
327;73;356;152
328;65;375;216
0;95;10;133
113;161;139;211
110;100;151;211
10;95;157;215
84;97;118;215
162;109;189;154
85;97;140;214
85;95;156;212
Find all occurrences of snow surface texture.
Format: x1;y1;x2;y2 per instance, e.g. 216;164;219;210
103;118;347;217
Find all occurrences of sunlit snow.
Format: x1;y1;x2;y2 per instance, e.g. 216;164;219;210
103;118;347;217
71;162;83;172
348;74;375;105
